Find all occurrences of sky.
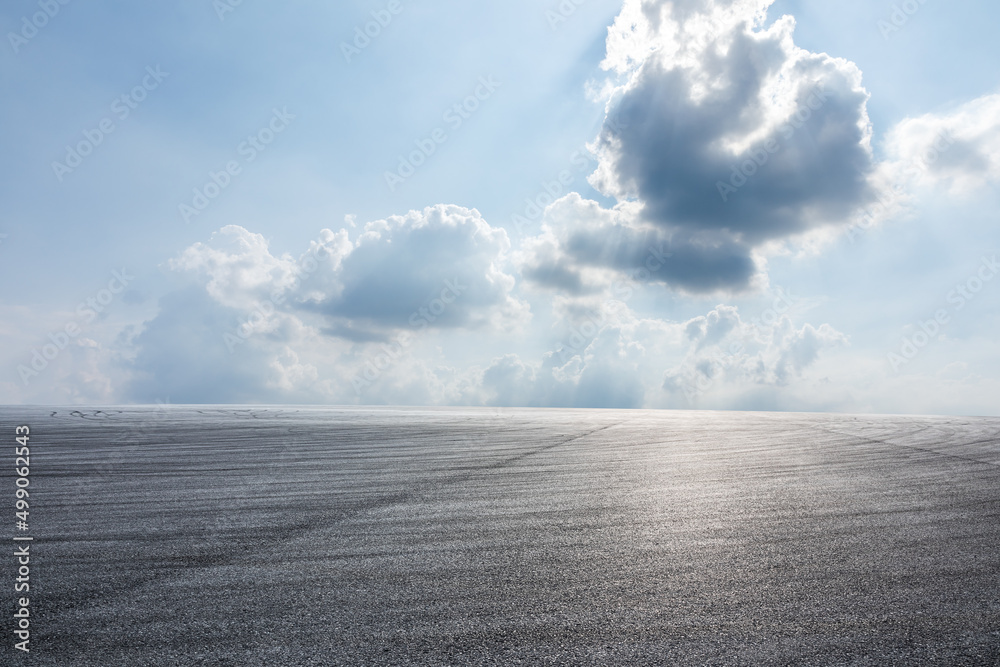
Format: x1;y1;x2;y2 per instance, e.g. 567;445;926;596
1;0;999;414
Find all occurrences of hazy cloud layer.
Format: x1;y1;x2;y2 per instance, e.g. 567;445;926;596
663;304;848;398
480;301;846;408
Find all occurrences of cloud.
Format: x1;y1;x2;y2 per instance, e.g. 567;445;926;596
882;93;1000;195
663;304;848;400
685;303;741;349
169;225;305;311
305;205;525;333
125;206;528;403
126;287;283;403
168;205;525;340
124;286;339;404
479;301;678;408
523;0;876;294
846;92;1000;238
518;193;759;294
481;324;649;409
603;0;774;76
774;322;849;384
479;299;845;409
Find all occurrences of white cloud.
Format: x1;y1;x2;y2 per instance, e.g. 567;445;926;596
305;204;527;336
847;92;1000;239
125;205;529;403
883;93;1000;195
169;225;301;311
602;0;775;76
479;300;846;409
663;305;848;401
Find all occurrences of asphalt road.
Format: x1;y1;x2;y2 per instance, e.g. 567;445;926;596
2;406;998;665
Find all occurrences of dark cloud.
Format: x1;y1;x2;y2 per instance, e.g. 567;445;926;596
521;261;592;295
564;225;758;291
524;0;876;294
517;195;758;293
599;53;874;242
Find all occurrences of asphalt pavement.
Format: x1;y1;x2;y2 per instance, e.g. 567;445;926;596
2;406;998;665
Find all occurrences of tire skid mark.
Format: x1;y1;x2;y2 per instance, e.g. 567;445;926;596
39;418;625;615
816;426;1000;469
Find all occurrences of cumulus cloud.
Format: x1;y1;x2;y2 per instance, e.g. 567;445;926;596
523;0;876;294
126;206;528;402
170;226;303;311
165;205;525;339
774;322;848;384
684;303;741;349
125;284;349;405
305;205;525;333
126;287;286;403
478;300;682;408
169;225;353;311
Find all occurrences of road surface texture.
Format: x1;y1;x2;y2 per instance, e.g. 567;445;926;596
2;406;998;665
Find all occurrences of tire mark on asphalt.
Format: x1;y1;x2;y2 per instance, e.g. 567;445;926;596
816;426;1000;469
446;421;622;474
40;417;625;613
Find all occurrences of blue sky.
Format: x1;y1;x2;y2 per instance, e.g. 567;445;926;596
2;0;999;414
